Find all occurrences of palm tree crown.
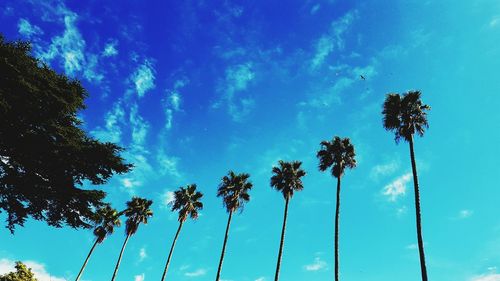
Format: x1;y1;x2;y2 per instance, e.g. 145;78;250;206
382;90;430;143
317;136;356;178
171;184;203;222
270;160;306;199
93;205;121;243
217;171;253;213
124;197;153;236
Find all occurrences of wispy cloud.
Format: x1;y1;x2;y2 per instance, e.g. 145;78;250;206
458;209;473;219
255;277;266;281
310;11;357;70
304;257;327;271
164;78;188;130
103;41;118;57
310;4;321;15
91;101;125;143
185;268;207;277
382;173;412;201
139;247;147;262
370;160;399;180
470;273;500;281
18;18;43;38
161;190;175;208
216;63;256;121
0;259;66;281
134;273;145;281
132;61;156;97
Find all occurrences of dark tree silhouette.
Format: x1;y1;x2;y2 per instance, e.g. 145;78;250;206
270;160;306;281
0;35;131;232
161;184;203;281
382;90;430;281
215;171;252;281
317;137;356;281
75;205;121;281
111;197;153;281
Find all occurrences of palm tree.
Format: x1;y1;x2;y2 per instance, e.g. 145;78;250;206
75;205;121;281
160;184;203;281
382;90;430;281
215;171;253;281
270;160;306;281
316;137;356;281
111;197;153;281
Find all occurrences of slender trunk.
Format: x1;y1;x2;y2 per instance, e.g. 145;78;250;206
111;234;131;281
409;135;428;281
334;176;341;281
75;239;99;281
160;221;184;281
274;197;290;281
215;211;233;281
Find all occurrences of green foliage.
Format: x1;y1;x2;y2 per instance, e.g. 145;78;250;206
171;184;203;222
124;197;153;235
382;90;431;143
217;171;253;213
270;160;306;199
0;261;37;281
0;35;132;232
317;136;356;178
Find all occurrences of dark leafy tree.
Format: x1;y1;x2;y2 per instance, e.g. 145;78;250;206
317;137;356;281
161;184;203;281
111;197;153;281
0;35;131;232
215;171;252;281
270;160;306;281
382;90;430;281
75;205;121;281
0;261;37;281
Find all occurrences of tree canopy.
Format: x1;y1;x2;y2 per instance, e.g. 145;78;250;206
0;261;37;281
0;35;132;232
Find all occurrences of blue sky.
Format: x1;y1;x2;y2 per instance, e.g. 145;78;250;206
1;0;500;280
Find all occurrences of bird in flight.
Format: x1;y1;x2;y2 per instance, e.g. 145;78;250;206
360;75;366;80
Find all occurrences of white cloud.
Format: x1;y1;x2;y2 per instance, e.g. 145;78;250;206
139;247;147;262
471;273;500;281
134;273;145;281
162;190;175;208
91;102;125;143
310;11;356;70
255;278;266;281
18;18;43;38
370;160;399;180
304;257;327;271
122;178;141;189
129;104;150;148
0;259;66;281
382;173;412;201
310;4;321;15
103;41;118;57
490;16;500;28
185;268;207;277
216;63;256;121
458;209;473;219
406;244;417;250
132;61;156;97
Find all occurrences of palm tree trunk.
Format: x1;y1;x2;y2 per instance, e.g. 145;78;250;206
409;135;428;281
215;211;233;281
274;197;289;281
75;239;99;281
160;221;184;281
111;234;131;281
334;176;341;281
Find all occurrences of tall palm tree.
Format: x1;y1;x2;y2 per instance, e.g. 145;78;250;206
382;90;430;281
270;160;306;281
111;197;153;281
75;205;121;281
316;137;356;281
161;184;203;281
215;171;253;281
